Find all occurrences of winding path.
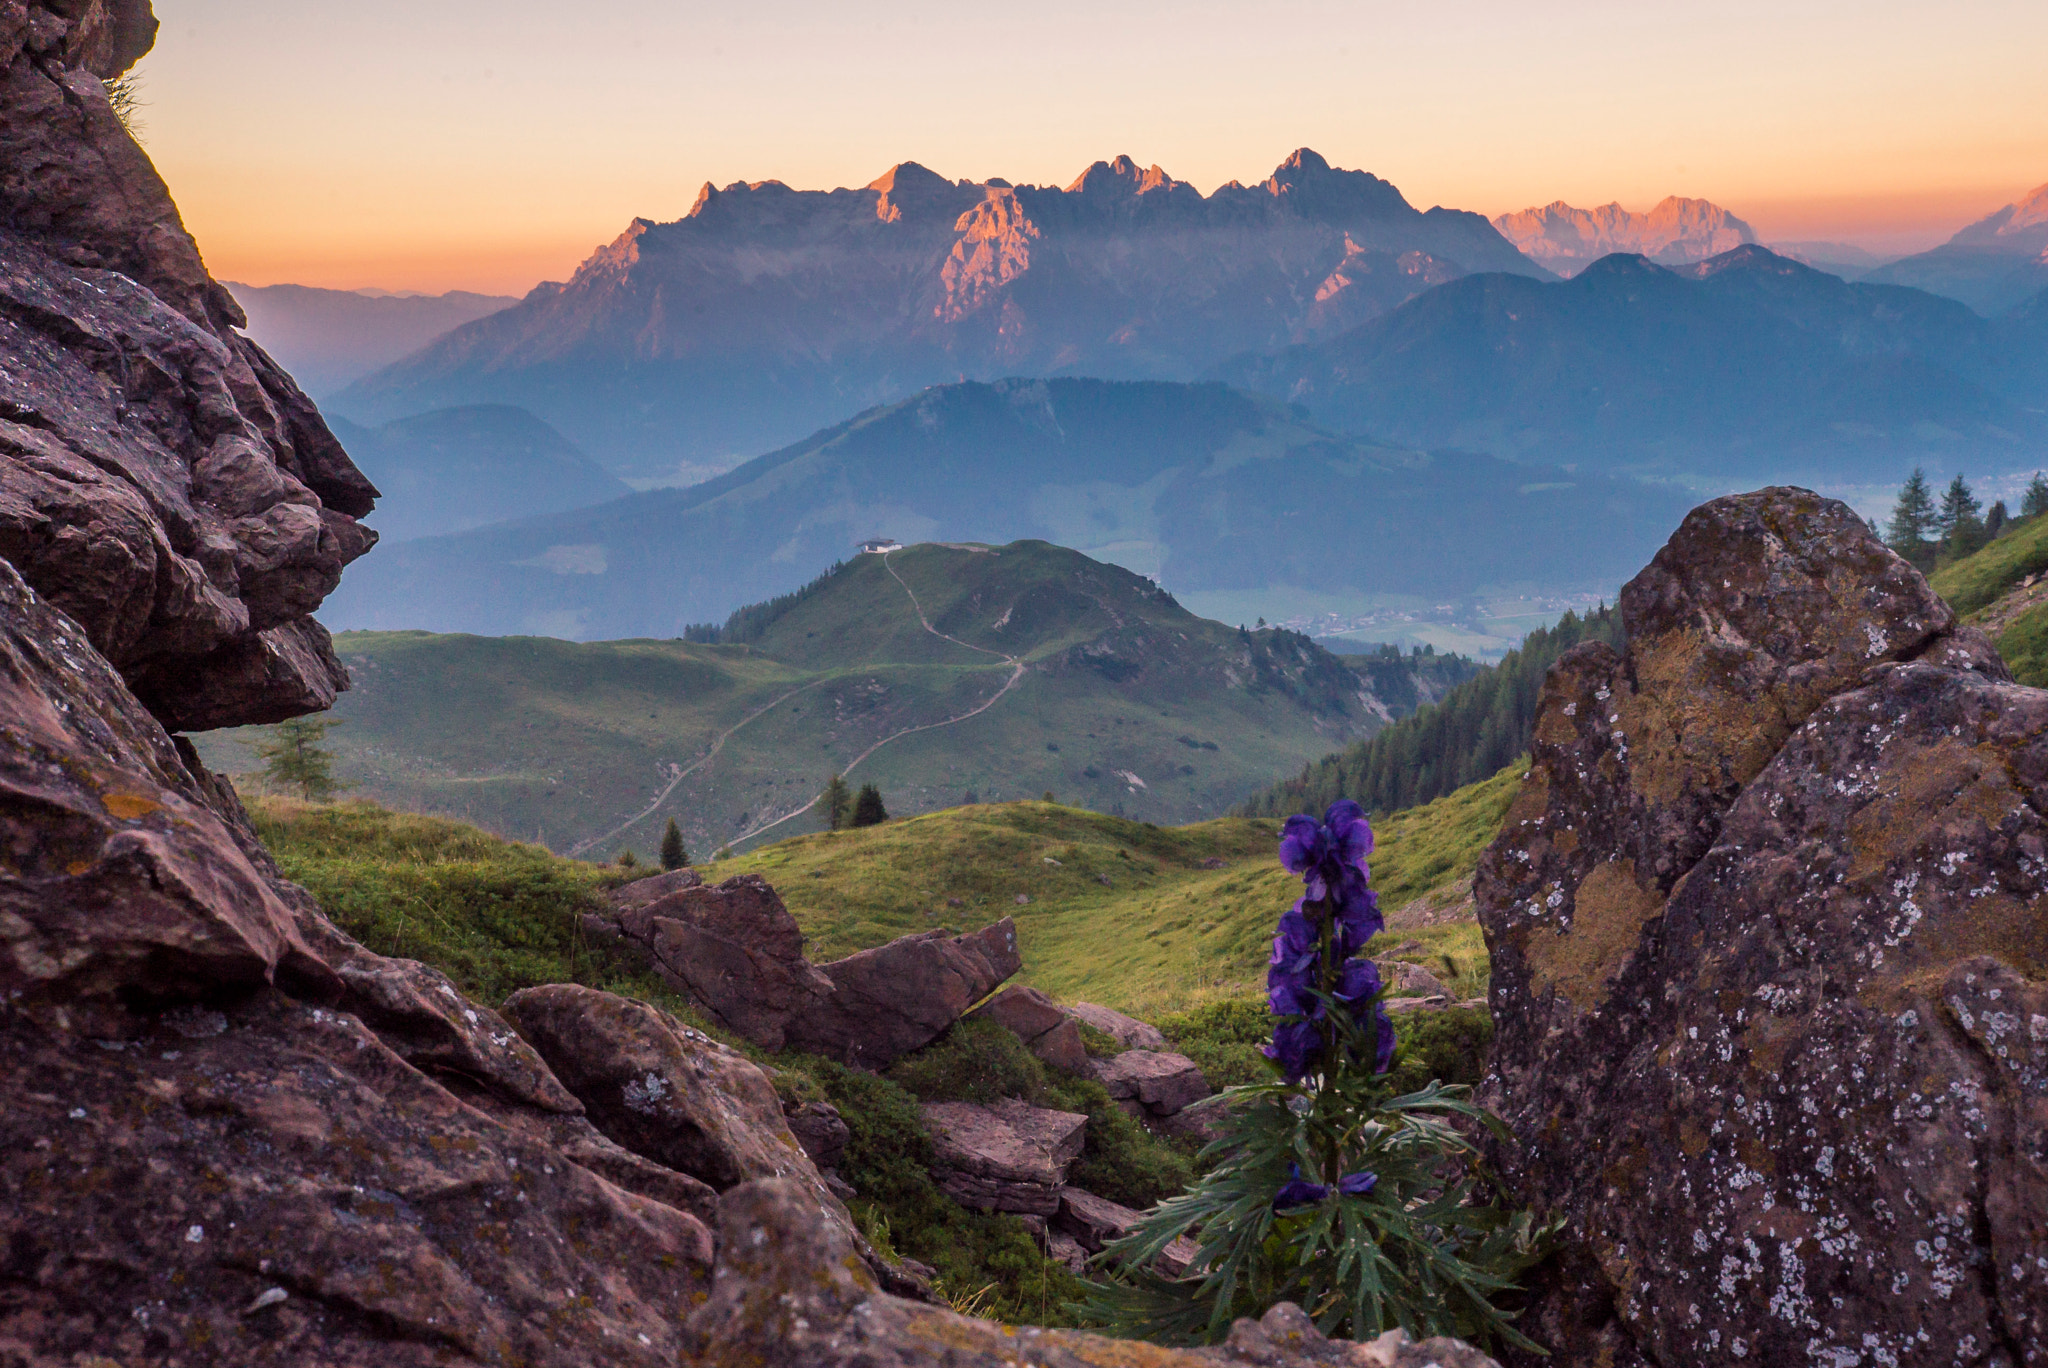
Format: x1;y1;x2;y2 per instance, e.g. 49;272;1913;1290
725;550;1025;847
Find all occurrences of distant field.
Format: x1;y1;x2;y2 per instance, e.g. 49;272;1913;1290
202;542;1411;861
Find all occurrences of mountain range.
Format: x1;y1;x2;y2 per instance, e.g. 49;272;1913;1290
318;377;1689;640
327;405;629;543
225;282;515;395
327;149;1545;480
1214;244;2048;480
1491;196;1757;276
1865;181;2048;316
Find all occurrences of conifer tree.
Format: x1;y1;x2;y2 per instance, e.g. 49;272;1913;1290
1885;468;1938;564
1938;474;1985;558
817;772;851;830
659;818;688;871
1986;500;2009;540
256;716;342;801
2026;473;2048;519
850;783;888;827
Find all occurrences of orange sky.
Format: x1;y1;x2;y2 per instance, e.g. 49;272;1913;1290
143;0;2048;296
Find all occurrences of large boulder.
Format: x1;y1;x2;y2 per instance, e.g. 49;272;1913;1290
0;5;377;731
1067;1000;1169;1050
786;917;1024;1067
584;873;834;1050
500;983;813;1191
1477;488;2046;1367
922;1098;1088;1215
682;1177;1503;1367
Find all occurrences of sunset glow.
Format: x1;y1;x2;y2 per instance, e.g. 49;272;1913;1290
146;0;2048;295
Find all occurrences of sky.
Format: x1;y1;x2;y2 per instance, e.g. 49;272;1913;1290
141;0;2048;296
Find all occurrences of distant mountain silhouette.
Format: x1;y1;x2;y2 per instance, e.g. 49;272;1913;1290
328;405;629;543
225;283;516;395
1863;182;2048;315
1493;197;1755;276
320;378;1686;640
1214;245;2048;480
330;150;1545;480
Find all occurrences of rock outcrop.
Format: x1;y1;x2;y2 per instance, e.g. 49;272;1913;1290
1068;999;1170;1050
970;981;1090;1071
923;1098;1089;1215
1478;487;2046;1367
1057;1185;1201;1276
685;1177;1504;1367
587;873;1023;1067
0;1;377;732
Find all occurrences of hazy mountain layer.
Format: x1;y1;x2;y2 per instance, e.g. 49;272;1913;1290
1215;245;2048;480
330;150;1544;479
203;542;1456;853
225;282;516;395
1863;182;2048;315
1492;196;1755;276
318;378;1690;640
328;405;630;543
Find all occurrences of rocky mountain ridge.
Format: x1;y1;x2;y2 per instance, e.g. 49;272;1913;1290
1865;179;2048;314
333;149;1544;477
1491;195;1756;275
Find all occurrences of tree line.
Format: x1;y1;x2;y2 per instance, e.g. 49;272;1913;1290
1885;468;2048;570
1236;606;1624;819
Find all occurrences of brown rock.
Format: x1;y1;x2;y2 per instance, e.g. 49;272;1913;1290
922;1098;1088;1214
1375;959;1451;999
0;17;377;728
591;874;833;1050
680;1177;1502;1367
1091;1049;1211;1115
1057;1186;1201;1275
499;983;811;1190
783;1099;850;1170
1067;999;1169;1050
1478;488;2047;1368
787;917;1024;1067
970;982;1090;1071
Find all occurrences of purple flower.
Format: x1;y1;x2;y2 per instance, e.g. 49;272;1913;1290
1333;882;1383;954
1337;1170;1378;1197
1273;1167;1329;1211
1263;1019;1322;1080
1281;802;1376;904
1332;957;1396;1073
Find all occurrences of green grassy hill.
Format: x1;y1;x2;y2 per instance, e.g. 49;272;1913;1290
202;541;1443;860
1929;513;2048;686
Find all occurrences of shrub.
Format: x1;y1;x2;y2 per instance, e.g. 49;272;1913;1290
885;1017;1048;1104
1157;999;1271;1091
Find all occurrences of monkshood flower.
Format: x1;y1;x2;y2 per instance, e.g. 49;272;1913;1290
1266;799;1395;1082
1334;956;1397;1075
1271;1165;1381;1212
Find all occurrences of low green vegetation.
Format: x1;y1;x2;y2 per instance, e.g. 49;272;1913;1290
1240;608;1619;820
710;766;1518;1020
1929;501;2048;617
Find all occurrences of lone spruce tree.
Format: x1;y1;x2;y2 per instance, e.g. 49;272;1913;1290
1938;473;1985;559
660;818;689;871
2024;472;2048;519
1885;468;1938;568
850;783;888;828
256;717;341;801
818;773;852;831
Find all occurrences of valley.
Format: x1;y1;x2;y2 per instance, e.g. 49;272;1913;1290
201;541;1463;858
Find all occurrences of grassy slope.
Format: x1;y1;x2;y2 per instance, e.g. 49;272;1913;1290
1929;514;2048;686
712;762;1522;1020
199;542;1385;860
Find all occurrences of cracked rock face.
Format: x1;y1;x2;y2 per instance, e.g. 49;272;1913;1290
1478;488;2047;1367
0;0;377;731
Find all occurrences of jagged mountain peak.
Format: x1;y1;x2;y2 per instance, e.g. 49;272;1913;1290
1063;154;1185;197
1494;195;1756;275
1255;147;1412;220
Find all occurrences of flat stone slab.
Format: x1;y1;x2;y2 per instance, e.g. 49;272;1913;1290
1066;1002;1168;1051
1058;1187;1200;1276
922;1099;1088;1215
1090;1050;1210;1115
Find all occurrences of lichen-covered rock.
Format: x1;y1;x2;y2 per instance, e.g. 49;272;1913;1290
786;916;1025;1067
783;1098;850;1170
500;982;812;1190
681;1177;1503;1367
0;0;377;731
1478;488;2045;1367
